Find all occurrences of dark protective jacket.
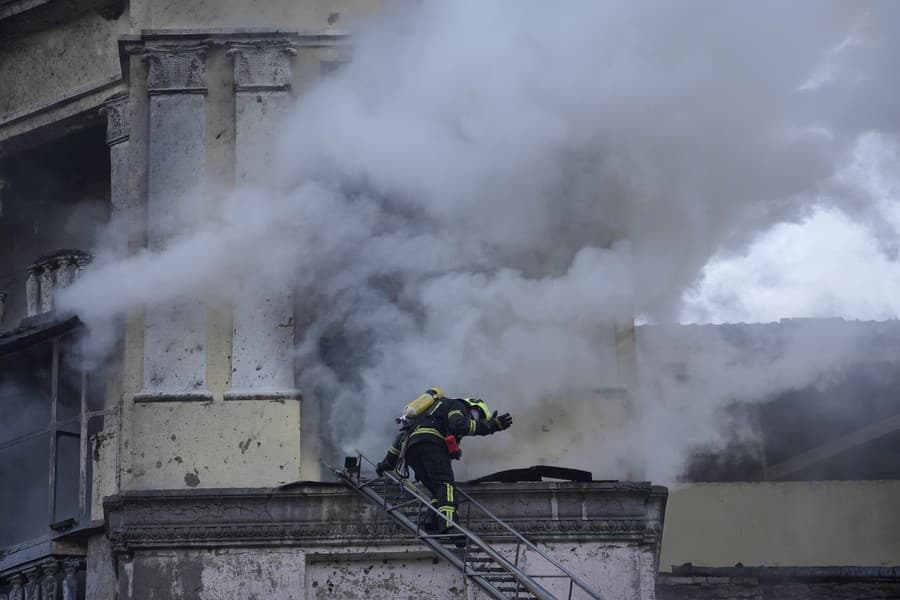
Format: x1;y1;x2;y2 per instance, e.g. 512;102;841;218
385;397;496;462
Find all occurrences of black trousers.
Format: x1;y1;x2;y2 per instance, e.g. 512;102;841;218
406;440;456;531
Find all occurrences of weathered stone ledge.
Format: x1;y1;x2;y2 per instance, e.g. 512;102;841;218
132;391;214;403
105;481;667;552
222;389;303;402
657;570;900;600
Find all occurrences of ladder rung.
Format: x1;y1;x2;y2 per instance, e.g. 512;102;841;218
495;586;526;594
470;568;511;575
418;533;467;540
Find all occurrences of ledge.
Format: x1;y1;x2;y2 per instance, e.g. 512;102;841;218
0;314;81;357
0;534;87;576
119;28;349;49
133;391;214;403
664;565;900;582
0;75;122;129
223;389;302;402
104;481;667;552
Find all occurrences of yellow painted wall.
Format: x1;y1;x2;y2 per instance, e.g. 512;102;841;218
660;481;900;569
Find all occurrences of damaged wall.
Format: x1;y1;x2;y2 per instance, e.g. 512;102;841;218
125;399;302;489
106;481;667;600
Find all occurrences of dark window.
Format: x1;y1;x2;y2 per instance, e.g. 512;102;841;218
0;329;105;549
683;368;900;482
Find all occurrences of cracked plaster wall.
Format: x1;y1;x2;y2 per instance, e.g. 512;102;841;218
124;399;301;489
118;548;306;600
118;542;657;600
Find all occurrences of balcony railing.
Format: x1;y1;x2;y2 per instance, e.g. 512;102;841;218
24;250;92;318
0;557;84;600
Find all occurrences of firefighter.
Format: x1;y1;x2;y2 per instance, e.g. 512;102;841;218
376;388;513;534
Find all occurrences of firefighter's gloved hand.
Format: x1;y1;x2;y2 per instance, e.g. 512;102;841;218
490;411;513;431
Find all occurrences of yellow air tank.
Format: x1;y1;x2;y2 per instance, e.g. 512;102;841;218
399;387;444;421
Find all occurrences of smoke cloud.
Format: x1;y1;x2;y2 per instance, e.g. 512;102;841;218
58;1;900;482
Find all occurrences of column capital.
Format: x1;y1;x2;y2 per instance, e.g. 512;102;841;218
141;44;209;94
100;94;129;145
226;40;297;91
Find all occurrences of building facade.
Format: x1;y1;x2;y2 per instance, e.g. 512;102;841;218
0;1;664;598
645;321;900;599
3;1;899;599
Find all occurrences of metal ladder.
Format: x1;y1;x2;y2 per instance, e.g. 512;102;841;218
332;452;604;600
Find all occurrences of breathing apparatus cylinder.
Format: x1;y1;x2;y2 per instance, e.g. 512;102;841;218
398;387;444;422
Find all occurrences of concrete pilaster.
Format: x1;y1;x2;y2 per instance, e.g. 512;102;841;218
225;40;300;399
101;94;130;257
137;44;210;400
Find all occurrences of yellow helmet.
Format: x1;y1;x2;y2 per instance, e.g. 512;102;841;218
462;397;491;420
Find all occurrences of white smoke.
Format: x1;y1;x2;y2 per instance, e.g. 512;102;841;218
59;0;900;482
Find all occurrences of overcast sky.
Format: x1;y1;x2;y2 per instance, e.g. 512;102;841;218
681;133;900;324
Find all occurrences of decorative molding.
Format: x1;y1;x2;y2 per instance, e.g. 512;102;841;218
100;95;129;145
104;483;667;553
223;390;303;402
107;518;660;550
136;29;347;48
141;45;209;94
226;41;297;91
61;560;80;600
21;568;37;600
24;250;93;318
39;561;58;600
7;573;23;600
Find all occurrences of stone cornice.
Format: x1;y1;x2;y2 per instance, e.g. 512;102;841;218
226;40;298;91
0;76;123;149
139;44;209;95
127;29;348;47
104;482;667;553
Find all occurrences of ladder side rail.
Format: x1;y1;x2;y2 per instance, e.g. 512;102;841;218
339;469;527;600
350;454;562;600
456;487;604;600
379;470;558;600
367;487;511;600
